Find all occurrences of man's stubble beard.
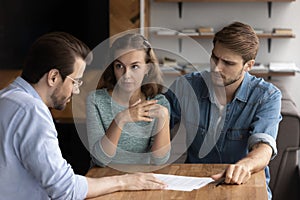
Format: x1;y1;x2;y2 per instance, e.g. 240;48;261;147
51;87;70;111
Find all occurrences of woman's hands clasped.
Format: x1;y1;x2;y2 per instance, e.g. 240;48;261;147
115;99;169;128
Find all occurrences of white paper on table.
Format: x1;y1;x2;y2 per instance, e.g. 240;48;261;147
154;174;214;191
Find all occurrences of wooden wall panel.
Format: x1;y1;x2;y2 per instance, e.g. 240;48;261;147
109;0;149;37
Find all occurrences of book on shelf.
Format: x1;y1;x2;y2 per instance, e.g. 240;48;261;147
269;62;299;72
160;57;187;75
197;26;214;35
178;32;199;36
250;63;269;73
272;28;293;35
156;30;177;36
199;32;214;36
179;29;199;36
254;29;264;34
198;27;214;32
181;28;197;33
162;57;178;67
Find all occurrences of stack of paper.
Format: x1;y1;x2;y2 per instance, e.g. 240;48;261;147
250;63;268;73
269;62;300;72
154;174;214;191
162;57;177;67
156;30;177;36
254;29;264;34
179;29;199;36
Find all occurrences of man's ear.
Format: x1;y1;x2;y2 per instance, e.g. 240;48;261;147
47;69;60;86
244;59;255;72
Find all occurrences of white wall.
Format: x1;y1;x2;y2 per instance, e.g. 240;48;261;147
149;0;300;110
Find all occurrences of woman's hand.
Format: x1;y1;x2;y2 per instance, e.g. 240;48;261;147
119;173;167;190
85;173;167;198
115;99;168;127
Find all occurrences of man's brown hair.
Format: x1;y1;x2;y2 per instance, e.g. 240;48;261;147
213;21;259;64
22;32;92;83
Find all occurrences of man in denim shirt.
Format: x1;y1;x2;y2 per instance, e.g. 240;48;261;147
165;22;281;199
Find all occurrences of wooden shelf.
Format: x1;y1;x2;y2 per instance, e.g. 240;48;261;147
155;33;295;39
154;33;214;39
250;71;295;78
162;70;296;81
259;33;296;38
155;0;295;18
154;33;295;52
155;0;295;2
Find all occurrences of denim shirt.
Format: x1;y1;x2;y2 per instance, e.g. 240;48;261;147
165;71;282;199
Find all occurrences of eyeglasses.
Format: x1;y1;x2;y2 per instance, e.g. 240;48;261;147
66;75;83;90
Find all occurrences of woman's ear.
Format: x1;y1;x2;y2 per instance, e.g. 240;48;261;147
47;69;60;86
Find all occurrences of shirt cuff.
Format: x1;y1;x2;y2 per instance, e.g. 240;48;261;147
75;175;88;200
248;133;277;160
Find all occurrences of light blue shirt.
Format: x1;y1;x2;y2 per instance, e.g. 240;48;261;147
0;77;88;200
165;71;282;199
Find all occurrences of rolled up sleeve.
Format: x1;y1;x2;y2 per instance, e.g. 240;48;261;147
248;133;277;159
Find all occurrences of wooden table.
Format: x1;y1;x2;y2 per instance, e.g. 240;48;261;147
86;164;268;200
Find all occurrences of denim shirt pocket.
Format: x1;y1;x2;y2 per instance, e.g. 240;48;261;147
226;128;249;140
223;128;250;161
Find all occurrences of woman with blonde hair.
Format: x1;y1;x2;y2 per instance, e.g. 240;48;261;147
86;33;171;167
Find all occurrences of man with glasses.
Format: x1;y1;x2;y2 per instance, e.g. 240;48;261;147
0;32;166;200
165;22;281;200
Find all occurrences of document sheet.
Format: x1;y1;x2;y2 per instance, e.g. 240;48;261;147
154;174;214;191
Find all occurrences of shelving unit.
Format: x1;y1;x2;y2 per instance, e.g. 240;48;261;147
154;0;295;18
155;0;294;1
153;0;297;77
155;32;295;39
154;32;296;52
153;0;296;52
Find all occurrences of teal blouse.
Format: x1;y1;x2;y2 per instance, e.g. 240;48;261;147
86;89;171;167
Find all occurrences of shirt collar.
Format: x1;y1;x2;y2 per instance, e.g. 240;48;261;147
12;76;43;101
233;72;250;103
200;71;219;105
200;71;250;104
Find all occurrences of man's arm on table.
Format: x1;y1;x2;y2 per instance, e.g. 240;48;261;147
212;143;272;184
85;173;167;198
